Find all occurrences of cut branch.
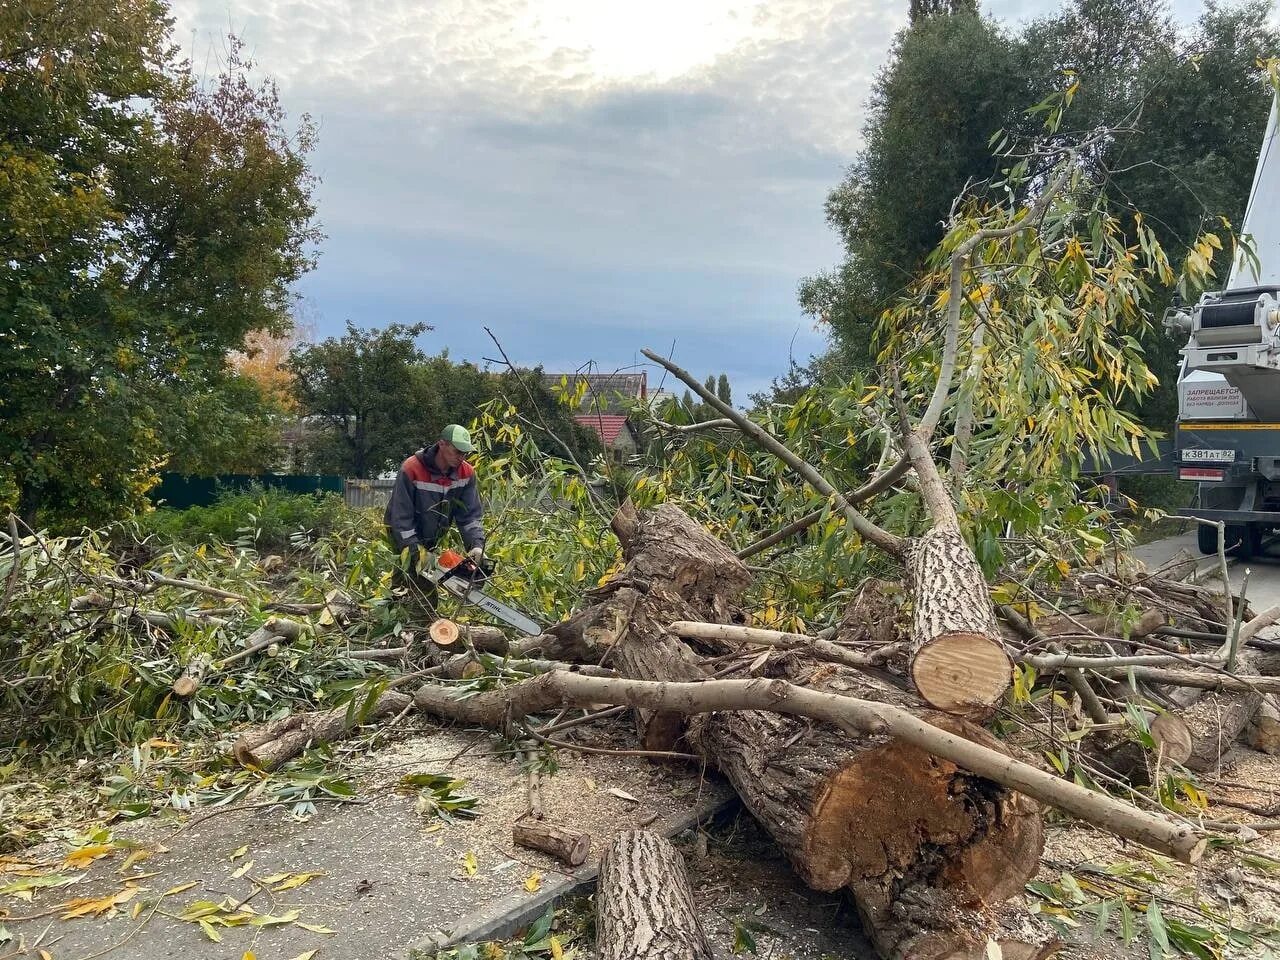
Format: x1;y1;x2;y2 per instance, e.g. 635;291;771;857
411;671;1205;864
668;621;903;670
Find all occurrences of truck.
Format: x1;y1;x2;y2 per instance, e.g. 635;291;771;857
1164;92;1280;557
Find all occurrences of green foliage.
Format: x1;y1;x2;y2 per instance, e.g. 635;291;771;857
0;5;318;529
137;486;352;550
799;0;1278;429
288;327;600;477
1027;857;1280;958
287;321;434;478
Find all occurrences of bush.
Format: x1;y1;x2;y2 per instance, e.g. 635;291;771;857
137;486;357;550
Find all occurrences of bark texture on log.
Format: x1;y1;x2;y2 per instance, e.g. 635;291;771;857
1084;713;1193;786
905;526;1012;717
513;819;590;867
695;662;1043;960
582;503;752;748
1246;697;1280;755
232;691;411;770
1181;654;1263;772
596;830;712;960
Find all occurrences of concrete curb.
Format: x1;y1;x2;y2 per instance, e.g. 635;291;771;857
407;791;737;958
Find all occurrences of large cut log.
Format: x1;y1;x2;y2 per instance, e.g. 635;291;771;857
695;661;1045;960
904;526;1012;717
409;673;1204;864
596;830;711;960
414;670;1200;959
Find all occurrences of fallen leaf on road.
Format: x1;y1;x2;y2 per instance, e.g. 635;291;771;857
163;881;198;896
524;872;542;893
61;885;140;919
118;850;152;872
63;844;118;869
230;860;254;880
272;872;325;891
1;873;83;901
297;922;336;934
285;952;317;960
461;851;478;877
607;787;639;804
229;846;249;861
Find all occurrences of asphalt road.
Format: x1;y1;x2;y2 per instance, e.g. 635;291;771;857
1134;527;1280;610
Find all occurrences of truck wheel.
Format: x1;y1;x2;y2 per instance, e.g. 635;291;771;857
1248;523;1265;557
1197;524;1218;555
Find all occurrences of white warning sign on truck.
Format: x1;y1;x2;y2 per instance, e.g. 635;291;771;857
1179;371;1248;420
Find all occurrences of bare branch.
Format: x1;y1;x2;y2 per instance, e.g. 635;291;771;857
641;349;903;555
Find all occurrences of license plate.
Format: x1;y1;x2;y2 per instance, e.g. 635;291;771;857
1181;448;1236;463
1179;467;1226;481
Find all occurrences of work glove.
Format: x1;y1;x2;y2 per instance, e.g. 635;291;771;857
467;546;485;565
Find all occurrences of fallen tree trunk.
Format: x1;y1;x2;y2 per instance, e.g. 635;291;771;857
1246;697;1280;755
232;691;411;770
1180;651;1264;772
410;673;1203;862
413;670;1196;958
596;830;711;960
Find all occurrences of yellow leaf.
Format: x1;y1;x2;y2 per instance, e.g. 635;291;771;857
258;873;290;885
243;953;257;960
60;885;140;919
63;844;117;869
199;919;222;942
273;871;325;891
118;849;153;873
163;881;198;896
39;951;52;960
231;860;253;880
297;922;336;934
551;936;564;960
524;872;542;893
462;851;478;877
132;901;143;919
285;953;318;960
229;846;249;861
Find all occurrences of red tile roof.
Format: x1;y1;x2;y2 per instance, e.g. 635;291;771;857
574;413;631;446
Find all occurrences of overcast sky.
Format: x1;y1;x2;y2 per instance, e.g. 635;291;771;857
169;0;1207;401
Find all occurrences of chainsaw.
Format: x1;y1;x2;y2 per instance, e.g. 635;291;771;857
420;548;542;637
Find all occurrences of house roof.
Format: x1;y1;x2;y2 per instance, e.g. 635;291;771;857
574;413;633;447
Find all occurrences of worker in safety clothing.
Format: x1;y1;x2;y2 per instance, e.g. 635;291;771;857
384;424;487;600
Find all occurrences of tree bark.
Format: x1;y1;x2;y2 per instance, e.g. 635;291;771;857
596;830;711;960
232;691;411;770
905;526;1012;717
513;819;591;867
1246;697;1280;755
411;670;1203;957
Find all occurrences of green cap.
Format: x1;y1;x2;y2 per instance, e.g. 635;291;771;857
440;424;473;453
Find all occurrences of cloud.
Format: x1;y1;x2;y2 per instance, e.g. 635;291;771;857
169;0;912;389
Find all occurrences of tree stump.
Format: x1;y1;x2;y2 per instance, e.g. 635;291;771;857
596;830;711;960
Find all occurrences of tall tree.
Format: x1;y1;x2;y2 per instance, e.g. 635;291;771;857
798;10;1026;362
287;322;431;478
909;0;977;24
716;374;732;406
0;3;318;527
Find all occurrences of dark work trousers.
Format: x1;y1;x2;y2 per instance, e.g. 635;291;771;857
388;534;439;620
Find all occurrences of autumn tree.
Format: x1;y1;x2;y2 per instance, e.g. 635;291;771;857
0;2;319;527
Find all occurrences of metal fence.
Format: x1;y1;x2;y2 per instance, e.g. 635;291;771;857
150;473;344;510
343;478;396;510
